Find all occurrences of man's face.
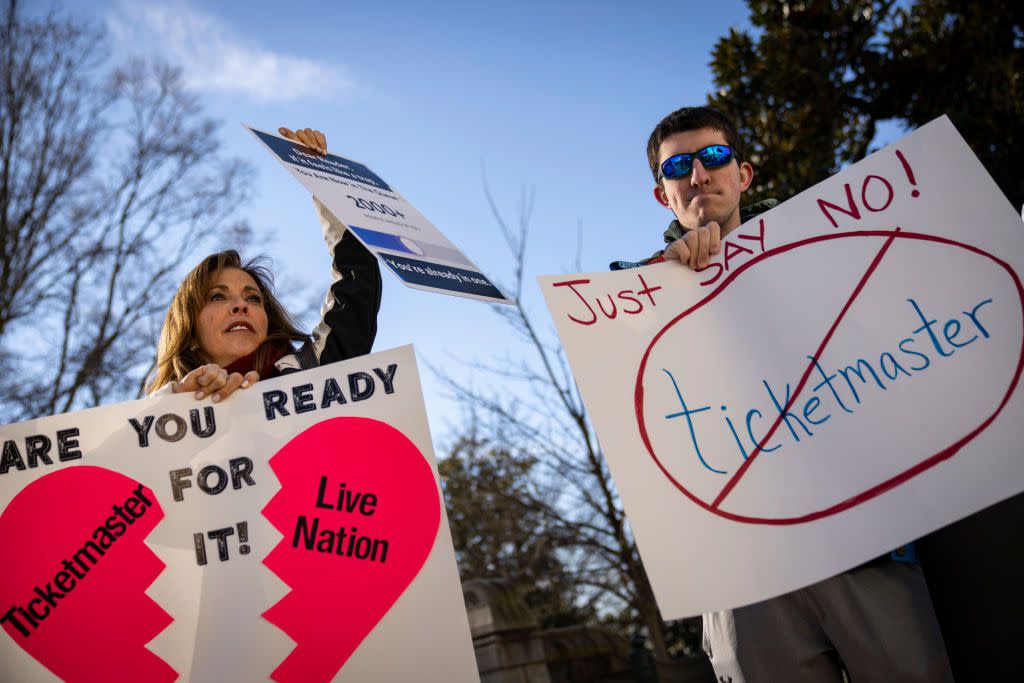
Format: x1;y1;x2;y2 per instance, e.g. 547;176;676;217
653;127;753;234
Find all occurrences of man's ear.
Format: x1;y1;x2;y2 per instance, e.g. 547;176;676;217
739;161;754;192
653;184;671;209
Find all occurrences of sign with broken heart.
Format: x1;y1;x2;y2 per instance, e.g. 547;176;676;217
539;117;1024;619
0;345;479;682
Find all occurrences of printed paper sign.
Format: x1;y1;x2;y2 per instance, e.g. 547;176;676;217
246;125;511;305
0;346;479;682
539;116;1024;618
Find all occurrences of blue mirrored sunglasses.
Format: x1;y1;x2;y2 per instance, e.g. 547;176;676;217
659;144;735;180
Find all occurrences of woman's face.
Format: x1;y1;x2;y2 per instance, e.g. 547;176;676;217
195;268;269;367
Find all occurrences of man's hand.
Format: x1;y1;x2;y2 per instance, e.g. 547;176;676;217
172;364;259;404
279;127;326;155
663;222;721;270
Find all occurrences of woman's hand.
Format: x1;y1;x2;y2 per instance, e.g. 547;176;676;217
279;127;326;155
172;364;260;403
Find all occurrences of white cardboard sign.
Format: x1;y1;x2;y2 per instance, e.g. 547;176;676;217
246;125;511;305
0;345;479;682
539;117;1024;618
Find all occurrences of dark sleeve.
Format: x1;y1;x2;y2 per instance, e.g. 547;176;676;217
307;197;382;365
609;249;668;271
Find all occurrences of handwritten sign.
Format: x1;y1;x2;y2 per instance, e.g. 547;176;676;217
246;125;511;305
539;116;1024;618
0;346;479;682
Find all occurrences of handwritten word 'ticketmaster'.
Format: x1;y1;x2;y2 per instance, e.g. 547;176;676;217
662;295;993;475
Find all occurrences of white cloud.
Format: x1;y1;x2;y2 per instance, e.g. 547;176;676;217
106;0;355;102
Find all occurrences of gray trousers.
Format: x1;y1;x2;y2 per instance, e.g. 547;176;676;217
702;561;954;683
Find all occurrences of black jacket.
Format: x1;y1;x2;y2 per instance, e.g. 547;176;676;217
275;198;382;374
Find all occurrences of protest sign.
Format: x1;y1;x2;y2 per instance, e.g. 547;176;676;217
539;116;1024;619
0;346;479;682
246;125;511;305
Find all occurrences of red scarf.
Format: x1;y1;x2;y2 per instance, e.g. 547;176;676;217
223;344;289;380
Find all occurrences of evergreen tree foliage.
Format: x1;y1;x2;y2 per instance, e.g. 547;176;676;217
882;0;1023;209
439;432;593;628
709;0;1022;209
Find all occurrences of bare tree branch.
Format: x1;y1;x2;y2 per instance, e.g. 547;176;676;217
0;3;254;419
436;174;677;658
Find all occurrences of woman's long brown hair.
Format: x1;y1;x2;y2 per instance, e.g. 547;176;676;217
146;251;308;393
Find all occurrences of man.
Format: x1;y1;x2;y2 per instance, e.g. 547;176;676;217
625;106;953;682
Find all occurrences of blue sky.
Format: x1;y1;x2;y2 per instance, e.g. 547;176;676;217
49;0;771;444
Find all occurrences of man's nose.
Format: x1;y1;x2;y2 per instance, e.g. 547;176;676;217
690;159;711;186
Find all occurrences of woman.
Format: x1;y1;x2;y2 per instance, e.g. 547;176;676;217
147;127;381;401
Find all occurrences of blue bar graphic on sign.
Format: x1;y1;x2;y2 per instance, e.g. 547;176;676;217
252;130;392;191
350;227;411;253
350;226;474;267
380;254;505;300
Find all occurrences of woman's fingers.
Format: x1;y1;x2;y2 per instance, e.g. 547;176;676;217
172;365;260;402
170;374;193;394
212;370;263;403
194;364;228;399
172;364;209;394
296;128;315;149
279;126;326;155
211;372;244;403
297;128;323;154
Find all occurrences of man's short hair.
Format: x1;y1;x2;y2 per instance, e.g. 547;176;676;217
647;106;747;182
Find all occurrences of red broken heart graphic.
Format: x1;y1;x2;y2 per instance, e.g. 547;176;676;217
0;466;174;682
262;416;441;682
636;230;1024;525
